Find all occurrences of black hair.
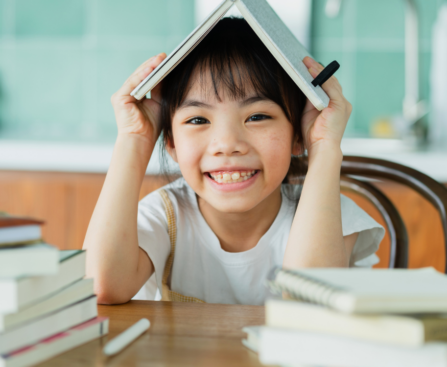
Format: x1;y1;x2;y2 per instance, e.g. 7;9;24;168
159;17;306;184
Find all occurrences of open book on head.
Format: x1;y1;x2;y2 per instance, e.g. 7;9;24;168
131;0;330;111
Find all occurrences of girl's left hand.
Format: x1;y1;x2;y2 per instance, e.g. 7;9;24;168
300;56;352;158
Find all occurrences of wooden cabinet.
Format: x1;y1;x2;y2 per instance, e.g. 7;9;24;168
0;170;445;272
0;171;169;251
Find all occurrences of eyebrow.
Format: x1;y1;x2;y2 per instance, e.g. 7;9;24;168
179;95;269;109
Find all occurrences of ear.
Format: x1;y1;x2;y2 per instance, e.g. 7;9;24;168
165;137;178;163
291;138;303;156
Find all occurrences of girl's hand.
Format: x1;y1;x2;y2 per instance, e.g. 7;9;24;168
301;56;352;158
111;53;167;144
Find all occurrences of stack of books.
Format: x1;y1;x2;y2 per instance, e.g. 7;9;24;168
0;214;108;367
244;267;447;367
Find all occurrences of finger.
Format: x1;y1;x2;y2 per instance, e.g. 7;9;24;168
116;53;167;100
126;53;166;84
303;56;343;102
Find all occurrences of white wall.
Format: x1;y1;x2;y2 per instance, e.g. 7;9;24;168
194;0;312;49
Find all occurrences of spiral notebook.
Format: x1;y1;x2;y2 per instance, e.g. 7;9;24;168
130;0;330;110
268;267;447;314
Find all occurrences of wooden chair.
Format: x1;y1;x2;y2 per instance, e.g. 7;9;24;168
288;156;447;272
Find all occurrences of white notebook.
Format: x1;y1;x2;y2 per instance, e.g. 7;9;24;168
259;327;447;367
0;296;97;355
0;250;86;314
0;279;94;332
0;243;59;278
131;0;329;110
268;267;447;314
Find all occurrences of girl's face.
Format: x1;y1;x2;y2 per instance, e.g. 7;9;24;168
167;74;299;213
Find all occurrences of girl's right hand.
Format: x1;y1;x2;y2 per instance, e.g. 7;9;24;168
111;53;167;144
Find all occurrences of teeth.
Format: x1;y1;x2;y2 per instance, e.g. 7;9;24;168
209;170;257;184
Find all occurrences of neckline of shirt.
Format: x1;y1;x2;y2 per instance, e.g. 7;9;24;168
184;181;294;265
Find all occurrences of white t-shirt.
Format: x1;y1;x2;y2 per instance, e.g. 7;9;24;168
133;178;384;305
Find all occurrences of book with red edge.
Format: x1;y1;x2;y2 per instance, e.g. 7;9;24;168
0;317;109;367
0;213;44;247
0;296;98;355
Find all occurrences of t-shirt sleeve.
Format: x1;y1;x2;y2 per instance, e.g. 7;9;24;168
340;194;385;267
133;190;171;300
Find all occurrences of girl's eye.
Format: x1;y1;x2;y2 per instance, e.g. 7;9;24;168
247;114;271;122
186;117;209;125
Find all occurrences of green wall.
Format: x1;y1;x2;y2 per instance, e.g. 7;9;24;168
0;0;445;141
0;0;195;142
311;0;446;137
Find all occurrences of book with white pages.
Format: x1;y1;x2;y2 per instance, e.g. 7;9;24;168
0;317;108;367
130;0;330;111
242;326;261;353
266;299;447;347
0;296;97;355
0;215;43;247
0;243;59;278
267;267;447;314
0;250;86;314
258;327;447;367
0;279;94;332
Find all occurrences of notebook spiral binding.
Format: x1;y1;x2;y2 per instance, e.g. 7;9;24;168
267;267;346;309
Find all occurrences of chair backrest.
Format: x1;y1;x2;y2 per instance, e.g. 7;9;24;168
340;175;408;269
288;155;447;272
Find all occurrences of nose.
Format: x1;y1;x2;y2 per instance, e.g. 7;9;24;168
207;120;249;157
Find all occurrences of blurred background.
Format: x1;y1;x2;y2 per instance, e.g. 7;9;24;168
0;0;446;146
0;0;446;271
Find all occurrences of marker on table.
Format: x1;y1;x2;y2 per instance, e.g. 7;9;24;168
103;318;150;356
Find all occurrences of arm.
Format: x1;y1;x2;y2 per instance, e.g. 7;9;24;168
283;57;355;269
83;53;166;304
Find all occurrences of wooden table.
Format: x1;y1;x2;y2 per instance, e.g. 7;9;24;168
36;301;266;367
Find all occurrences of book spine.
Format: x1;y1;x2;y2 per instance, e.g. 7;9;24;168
1;318;108;367
425;319;447;342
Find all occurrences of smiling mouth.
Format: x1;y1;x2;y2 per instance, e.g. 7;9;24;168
207;170;258;184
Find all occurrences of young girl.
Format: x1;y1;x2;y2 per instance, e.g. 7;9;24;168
83;18;384;305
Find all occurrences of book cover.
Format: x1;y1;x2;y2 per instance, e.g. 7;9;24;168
268;267;447;314
131;0;329;110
